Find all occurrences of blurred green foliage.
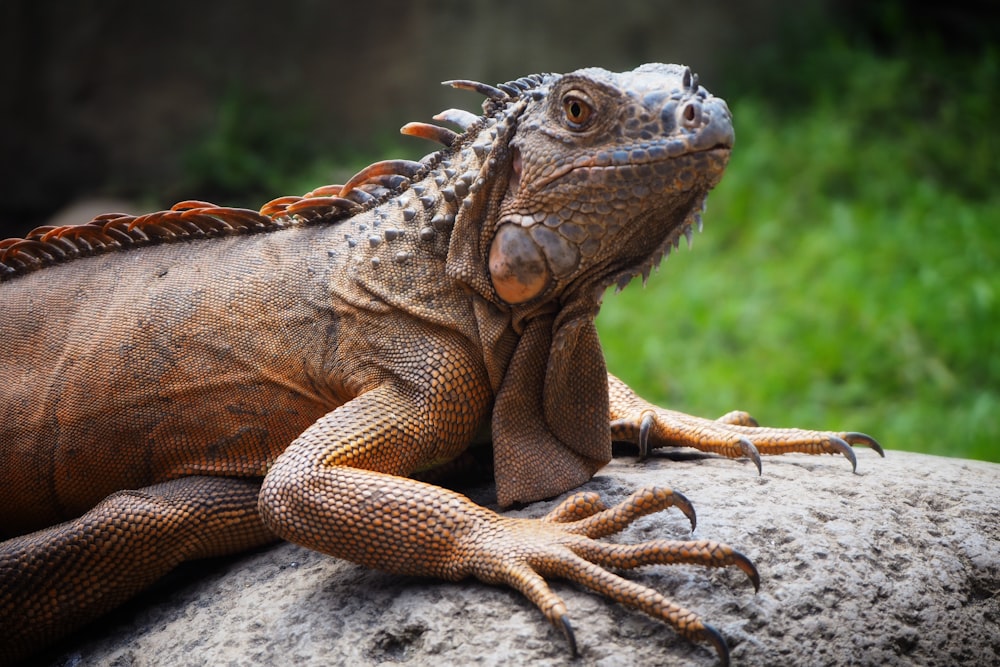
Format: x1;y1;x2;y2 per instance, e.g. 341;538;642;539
180;87;420;207
598;35;999;462
181;88;343;203
180;89;305;201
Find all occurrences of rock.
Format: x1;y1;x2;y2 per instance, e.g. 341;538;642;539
42;450;999;666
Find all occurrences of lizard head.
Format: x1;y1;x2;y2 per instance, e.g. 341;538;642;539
485;63;733;307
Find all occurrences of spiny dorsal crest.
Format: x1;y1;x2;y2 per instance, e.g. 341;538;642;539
0;73;548;282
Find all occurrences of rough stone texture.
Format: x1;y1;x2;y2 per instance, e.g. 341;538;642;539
40;450;999;666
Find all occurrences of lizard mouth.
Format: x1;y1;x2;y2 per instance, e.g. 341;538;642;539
532;143;731;193
489;145;728;306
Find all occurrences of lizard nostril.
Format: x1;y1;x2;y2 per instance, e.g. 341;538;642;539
681;102;700;128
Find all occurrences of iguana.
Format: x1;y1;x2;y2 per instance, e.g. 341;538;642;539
0;63;881;665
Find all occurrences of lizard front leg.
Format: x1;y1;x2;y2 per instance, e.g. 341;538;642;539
607;373;883;470
258;369;756;663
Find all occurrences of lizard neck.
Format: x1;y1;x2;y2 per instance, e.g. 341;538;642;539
324;113;522;393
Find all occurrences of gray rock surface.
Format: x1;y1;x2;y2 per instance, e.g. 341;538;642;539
43;450;999;666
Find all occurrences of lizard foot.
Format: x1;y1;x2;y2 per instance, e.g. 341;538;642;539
466;487;757;665
608;374;883;472
612;409;883;473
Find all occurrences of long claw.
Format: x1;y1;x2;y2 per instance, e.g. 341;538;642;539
638;413;654;461
549;553;739;664
697;623;731;667
672;490;697;532
827;436;858;472
737;437;762;475
845;431;885;457
569;487;697;538
560;615;578;658
731;549;760;592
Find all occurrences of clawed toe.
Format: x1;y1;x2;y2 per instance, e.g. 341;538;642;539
539;548;749;664
697;623;731;667
729;547;760;592
566;486;697;537
736;437;762;475
558;615;578;657
543;491;608;523
803;432;884;472
560;613;731;665
614;401;884;476
826;436;859;472
844;431;884;457
491;490;759;664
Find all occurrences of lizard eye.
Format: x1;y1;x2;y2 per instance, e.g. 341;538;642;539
562;92;593;129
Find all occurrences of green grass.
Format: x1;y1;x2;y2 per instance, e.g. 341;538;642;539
597;50;1000;463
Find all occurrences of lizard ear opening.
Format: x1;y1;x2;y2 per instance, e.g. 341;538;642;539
508;146;521;196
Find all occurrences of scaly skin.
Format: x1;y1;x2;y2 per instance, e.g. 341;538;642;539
0;64;880;665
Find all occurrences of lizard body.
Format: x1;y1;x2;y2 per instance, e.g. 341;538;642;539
0;64;880;665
